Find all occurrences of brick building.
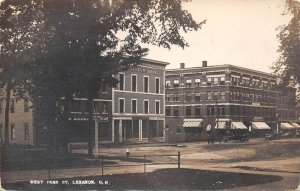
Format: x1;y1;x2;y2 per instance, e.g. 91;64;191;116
112;58;169;143
165;62;297;142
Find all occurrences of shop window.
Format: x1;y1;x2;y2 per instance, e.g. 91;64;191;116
213;77;219;85
220;77;225;85
207;77;212;85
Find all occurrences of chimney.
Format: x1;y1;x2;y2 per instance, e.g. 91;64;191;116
180;62;185;69
202;60;207;67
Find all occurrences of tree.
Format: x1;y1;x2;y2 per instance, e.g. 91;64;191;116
273;0;300;87
1;0;205;155
0;0;47;146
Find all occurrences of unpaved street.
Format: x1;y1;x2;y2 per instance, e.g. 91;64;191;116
2;138;300;190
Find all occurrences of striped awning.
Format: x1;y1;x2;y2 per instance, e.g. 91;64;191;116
215;121;226;129
231;122;248;130
183;119;203;128
291;123;300;129
281;123;294;129
252;122;271;130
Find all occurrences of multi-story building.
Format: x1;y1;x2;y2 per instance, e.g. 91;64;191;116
0;91;34;145
1;58;169;146
112;58;169;143
165;62;297;142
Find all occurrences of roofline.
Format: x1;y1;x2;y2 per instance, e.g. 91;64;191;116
166;64;275;78
141;57;170;66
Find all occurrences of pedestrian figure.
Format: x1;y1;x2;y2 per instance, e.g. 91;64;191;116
207;124;212;144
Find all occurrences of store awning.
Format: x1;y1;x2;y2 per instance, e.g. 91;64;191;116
252;122;271;130
231;122;248;130
183;119;203;128
291;123;300;129
281;123;294;129
215;121;226;129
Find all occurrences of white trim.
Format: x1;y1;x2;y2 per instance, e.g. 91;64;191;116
155;100;160;114
119;73;125;91
206;74;226;78
155;77;160;94
143;76;149;93
144;99;149;114
113;90;165;96
131;74;137;92
242;77;250;80
118;98;125;113
113;113;165;117
131;99;138;114
231;75;241;78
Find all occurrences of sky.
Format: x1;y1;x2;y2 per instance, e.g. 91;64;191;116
144;0;291;72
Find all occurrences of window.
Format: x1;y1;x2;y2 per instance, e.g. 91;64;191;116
173;93;179;102
195;93;201;101
174;106;179;116
131;75;137;92
144;100;149;114
155;78;160;94
207;77;212;85
195;106;201;116
166;94;171;101
207;92;212;100
101;79;107;93
213;77;219;85
155;100;160;114
220;77;225;85
119;73;125;90
221;92;225;101
195;78;201;87
131;99;137;113
186;106;192;116
186;92;192;102
166;107;171;116
102;102;108;113
173;79;179;88
119;98;125;113
186;79;192;87
24;123;29;140
10;99;15;113
10;123;15;140
24;98;29;112
213;92;220;100
165;80;171;88
207;106;214;116
143;76;149;93
217;106;225;116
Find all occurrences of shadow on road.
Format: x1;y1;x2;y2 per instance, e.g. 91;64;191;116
3;168;283;190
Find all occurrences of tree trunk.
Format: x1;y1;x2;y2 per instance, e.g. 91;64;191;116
4;81;12;146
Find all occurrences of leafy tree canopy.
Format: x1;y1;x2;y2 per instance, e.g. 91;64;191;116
273;0;300;87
